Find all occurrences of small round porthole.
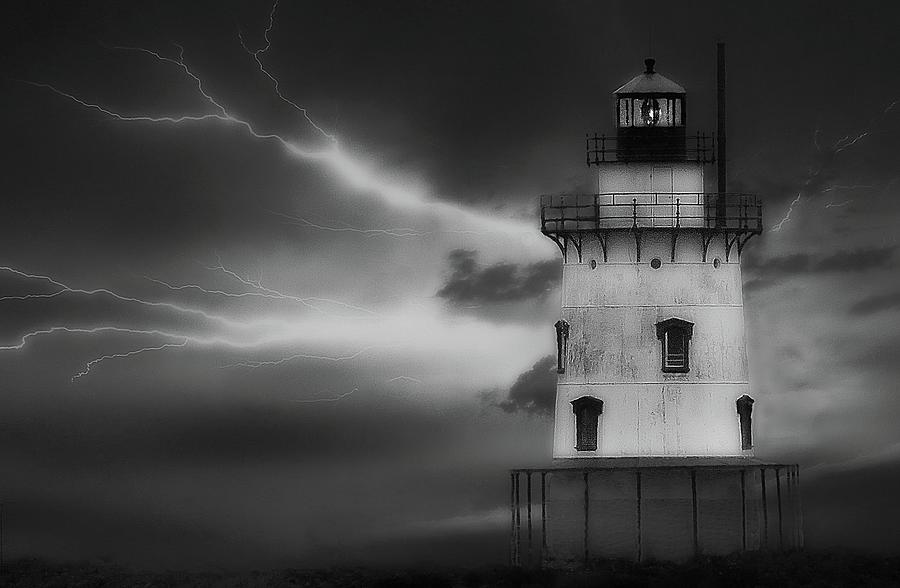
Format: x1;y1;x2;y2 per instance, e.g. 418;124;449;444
590;259;597;269
713;258;721;269
650;258;662;269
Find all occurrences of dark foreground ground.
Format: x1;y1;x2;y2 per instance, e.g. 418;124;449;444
3;551;900;588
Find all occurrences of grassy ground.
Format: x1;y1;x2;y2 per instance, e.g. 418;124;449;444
3;550;900;587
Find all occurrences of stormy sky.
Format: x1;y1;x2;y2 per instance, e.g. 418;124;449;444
1;0;900;569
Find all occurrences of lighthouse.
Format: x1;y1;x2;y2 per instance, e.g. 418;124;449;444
510;49;802;565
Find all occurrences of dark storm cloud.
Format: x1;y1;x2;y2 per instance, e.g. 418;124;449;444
815;247;897;272
802;460;900;554
742;246;896;292
496;354;555;415
0;392;460;469
436;249;560;306
848;292;900;316
0;383;545;569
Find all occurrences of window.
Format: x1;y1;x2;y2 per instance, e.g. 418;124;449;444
554;319;570;374
618;98;631;126
623;97;682;127
655;318;694;373
571;396;603;451
736;395;755;450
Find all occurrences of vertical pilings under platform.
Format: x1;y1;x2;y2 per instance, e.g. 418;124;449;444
510;461;802;567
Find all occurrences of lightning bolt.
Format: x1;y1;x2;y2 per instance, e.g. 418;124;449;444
771;191;803;232
24;24;540;236
0;260;377;381
22;45;333;178
71;339;189;382
270;210;491;240
772;100;899;231
7;6;546;389
238;0;336;144
387;375;424;385
142;259;377;318
0;265;241;325
269;210;430;238
0;326;184;351
203;257;378;316
0;324;307;353
290;375;425;404
292;387;358;404
822;185;873;192
221;345;382;369
821;184;874;209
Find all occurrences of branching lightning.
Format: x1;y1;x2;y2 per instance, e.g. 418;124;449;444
7;3;545;389
202;257;376;316
772;100;899;231
0;259;382;382
238;0;336;144
143;256;377;317
821;184;874;209
24;22;540;234
0;265;239;324
71;340;189;382
270;210;430;238
221;345;382;369
0;326;185;352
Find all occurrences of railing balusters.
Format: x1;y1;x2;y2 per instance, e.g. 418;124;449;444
538;192;762;234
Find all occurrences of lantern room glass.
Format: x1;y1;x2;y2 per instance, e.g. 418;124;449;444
617;97;683;128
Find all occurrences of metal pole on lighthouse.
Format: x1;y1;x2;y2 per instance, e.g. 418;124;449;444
717;42;727;224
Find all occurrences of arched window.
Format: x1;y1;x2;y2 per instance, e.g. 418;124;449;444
655;318;694;373
571;396;604;451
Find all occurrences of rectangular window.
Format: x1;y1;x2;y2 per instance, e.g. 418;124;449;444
664;330;687;369
572;397;603;452
618;99;631;126
575;407;598;451
657;318;693;373
657;98;670;126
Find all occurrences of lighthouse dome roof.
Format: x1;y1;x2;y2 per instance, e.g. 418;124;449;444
614;58;686;95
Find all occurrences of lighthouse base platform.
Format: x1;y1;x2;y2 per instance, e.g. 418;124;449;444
509;458;801;567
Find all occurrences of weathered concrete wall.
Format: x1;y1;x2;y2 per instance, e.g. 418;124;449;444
558;306;747;382
696;468;744;554
554;384;748;457
640;469;695;561
532;466;799;566
596;163;706;228
553;222;751;458
597;162;704;194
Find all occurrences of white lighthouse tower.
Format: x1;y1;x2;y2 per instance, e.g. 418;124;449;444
510;51;802;566
548;57;753;459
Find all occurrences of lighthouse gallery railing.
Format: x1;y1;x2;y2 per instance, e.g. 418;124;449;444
540;192;762;234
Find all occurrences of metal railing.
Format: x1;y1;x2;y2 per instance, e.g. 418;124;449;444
586;133;716;165
540;192;762;233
